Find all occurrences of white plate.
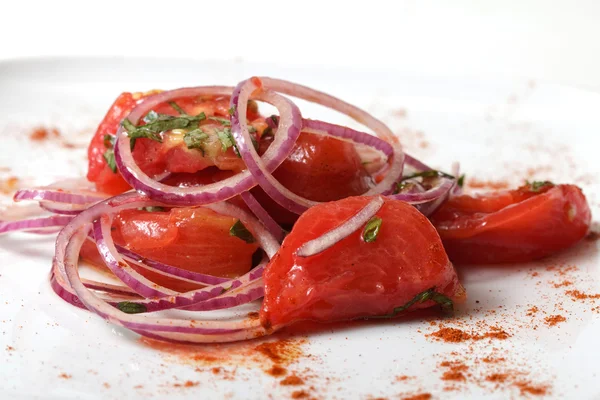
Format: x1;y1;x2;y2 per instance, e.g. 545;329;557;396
1;58;599;400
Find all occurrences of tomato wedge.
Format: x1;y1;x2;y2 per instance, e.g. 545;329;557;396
260;196;465;329
253;132;373;225
81;207;259;292
430;183;592;264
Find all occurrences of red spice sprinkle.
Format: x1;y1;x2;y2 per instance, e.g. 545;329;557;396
515;381;549;396
247;311;260;320
59;373;72;379
566;290;600;300
29;127;60;142
280;375;304;386
526;306;539;316
291;390;310;399
429;326;510;343
102;383;110;389
266;365;287;377
481;356;505;364
552;280;573;288
486;373;509;383
396;375;413;381
0;177;19;194
173;381;199;388
441;371;466;381
211;367;221;374
544;315;566;326
402;394;432;400
5;346;14;351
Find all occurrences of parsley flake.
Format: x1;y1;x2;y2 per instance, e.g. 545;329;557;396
117;301;147;314
103;148;117;173
122;111;206;150
183;129;208;154
370;287;454;319
527;180;554;192
362;216;382;243
229;220;255;243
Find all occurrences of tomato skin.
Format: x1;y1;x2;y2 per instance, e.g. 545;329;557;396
431;184;592;264
253;133;373;225
87;93;139;195
260;196;465;329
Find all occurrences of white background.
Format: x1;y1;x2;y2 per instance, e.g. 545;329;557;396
3;0;600;90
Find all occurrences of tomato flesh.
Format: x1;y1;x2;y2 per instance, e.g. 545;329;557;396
431;184;591;264
260;196;465;328
253;132;373;225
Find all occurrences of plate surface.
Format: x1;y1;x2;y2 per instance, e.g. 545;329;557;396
0;58;599;400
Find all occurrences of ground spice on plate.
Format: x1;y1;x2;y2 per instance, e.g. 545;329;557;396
544;315;566;326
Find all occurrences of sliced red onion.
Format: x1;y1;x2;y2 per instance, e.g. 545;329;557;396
258;77;405;197
93;215;179;298
50;192;275;342
297;196;385;257
114;86;302;206
302;119;393;157
0;215;73;235
14;188;105;205
240;191;285;242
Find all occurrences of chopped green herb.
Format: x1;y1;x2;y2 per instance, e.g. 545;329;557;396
139;206;166;212
369;287;454;319
117;301;147;314
183;128;208;154
457;174;466;188
393;182;408;195
361;161;372;166
216;128;235;152
400;170;455;182
247;125;257;134
103;148;117;173
362;216;382;243
208;116;231;126
228;106;236;116
169;101;187;115
229;220;255;243
122;112;206;150
527;180;554;192
269;115;279;126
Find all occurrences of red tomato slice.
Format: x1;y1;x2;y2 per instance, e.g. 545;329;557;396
260;196;465;329
253;132;373;225
430;183;592;264
87;94;260;195
81;207;259;292
87;92;141;194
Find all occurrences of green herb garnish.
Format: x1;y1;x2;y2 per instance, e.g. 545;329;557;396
527;180;554;192
362;216;382;243
139;206;166;212
117;301;147;314
400;170;455;182
229;220;255;243
228;106;236;116
216;128;236;152
208;116;231;126
169;101;187;115
103;148;117;173
122;112;206;150
370;287;454;319
457;174;466;188
183;128;209;154
102;134;117;173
